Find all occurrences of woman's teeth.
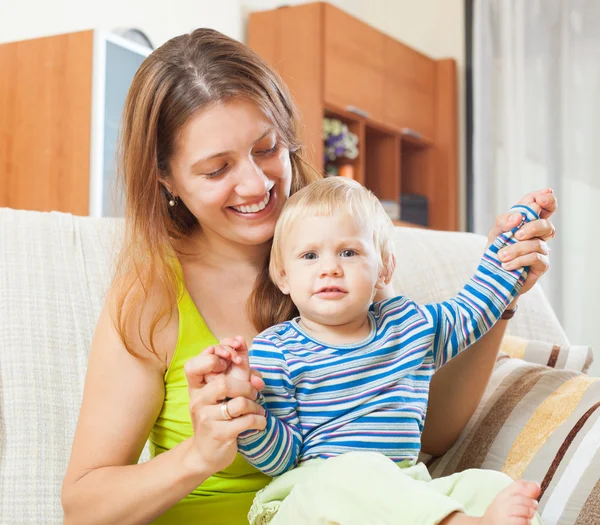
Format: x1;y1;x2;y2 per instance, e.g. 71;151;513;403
232;192;271;214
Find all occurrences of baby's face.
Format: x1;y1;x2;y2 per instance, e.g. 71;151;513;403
277;212;384;326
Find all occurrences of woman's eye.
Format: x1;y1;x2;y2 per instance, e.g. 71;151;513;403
254;144;279;157
341;249;356;257
204;164;228;178
301;252;318;260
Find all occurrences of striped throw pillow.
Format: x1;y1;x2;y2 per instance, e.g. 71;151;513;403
422;356;600;525
501;335;594;373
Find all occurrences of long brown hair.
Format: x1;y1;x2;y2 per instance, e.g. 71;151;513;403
115;28;320;357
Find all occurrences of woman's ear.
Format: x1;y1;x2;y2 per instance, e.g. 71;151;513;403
159;177;175;197
376;253;397;290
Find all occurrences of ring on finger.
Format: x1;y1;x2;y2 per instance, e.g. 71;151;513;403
221;400;233;421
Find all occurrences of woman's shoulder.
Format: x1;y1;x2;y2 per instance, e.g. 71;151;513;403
103;271;179;371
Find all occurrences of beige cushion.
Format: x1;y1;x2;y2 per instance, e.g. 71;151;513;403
391;227;570;346
0;209;121;523
422;356;600;525
501;335;594;373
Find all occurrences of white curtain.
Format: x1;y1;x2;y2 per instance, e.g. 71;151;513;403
473;0;600;375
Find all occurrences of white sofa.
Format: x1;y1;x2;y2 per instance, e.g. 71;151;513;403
0;207;592;524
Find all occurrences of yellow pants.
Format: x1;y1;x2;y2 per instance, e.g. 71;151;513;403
249;452;542;525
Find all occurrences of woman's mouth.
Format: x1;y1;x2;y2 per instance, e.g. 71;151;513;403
228;189;274;217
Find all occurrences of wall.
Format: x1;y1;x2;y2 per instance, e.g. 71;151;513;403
0;0;243;48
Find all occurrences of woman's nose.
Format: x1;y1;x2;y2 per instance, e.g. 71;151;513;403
234;158;272;197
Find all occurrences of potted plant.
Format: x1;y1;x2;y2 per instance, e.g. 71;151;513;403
322;117;359;178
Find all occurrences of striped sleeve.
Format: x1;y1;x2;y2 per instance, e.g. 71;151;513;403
237;336;303;476
425;204;539;368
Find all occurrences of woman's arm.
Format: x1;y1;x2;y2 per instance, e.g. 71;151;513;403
421;189;557;456
62;283;265;525
61;290;208;524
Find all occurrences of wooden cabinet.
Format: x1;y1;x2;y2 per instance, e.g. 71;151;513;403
0;30;150;216
383;37;436;140
249;2;458;231
324;4;386;123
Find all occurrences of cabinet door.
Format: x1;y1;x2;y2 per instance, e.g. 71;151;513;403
324;4;385;122
0;31;94;214
383;37;436;140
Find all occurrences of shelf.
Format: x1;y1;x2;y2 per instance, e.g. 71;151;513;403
364;125;399;203
401;131;433;148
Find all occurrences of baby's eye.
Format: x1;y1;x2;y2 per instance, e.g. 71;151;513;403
301;252;318;260
340;249;356;257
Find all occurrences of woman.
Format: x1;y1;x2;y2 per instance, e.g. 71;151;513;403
61;28;557;524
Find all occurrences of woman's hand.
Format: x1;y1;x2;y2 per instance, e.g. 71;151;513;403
487;188;557;297
183;345;266;474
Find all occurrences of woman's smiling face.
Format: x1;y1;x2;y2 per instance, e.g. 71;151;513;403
166;98;293;248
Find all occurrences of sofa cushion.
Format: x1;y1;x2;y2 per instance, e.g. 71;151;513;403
0;208;121;524
391;227;570;346
422;356;600;525
501;335;594;373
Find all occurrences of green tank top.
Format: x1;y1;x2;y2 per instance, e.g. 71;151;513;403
149;265;270;524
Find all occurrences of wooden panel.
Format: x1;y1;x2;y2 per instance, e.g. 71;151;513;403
0;31;93;214
401;141;431;198
249;4;324;170
383;37;436;140
430;58;459;231
324;3;385;123
247;9;279;67
365;127;399;202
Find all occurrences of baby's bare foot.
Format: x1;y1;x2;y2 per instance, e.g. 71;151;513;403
480;480;540;525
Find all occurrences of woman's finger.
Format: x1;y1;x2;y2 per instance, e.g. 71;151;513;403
225;414;267;436
533;191;557;219
490;202;542;240
514;219;556;242
516;188;552;205
192;374;258;404
184;353;229;389
502;252;549;273
498;239;549;263
520;201;542;217
223;396;265;419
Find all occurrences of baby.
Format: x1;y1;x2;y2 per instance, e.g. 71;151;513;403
213;177;542;525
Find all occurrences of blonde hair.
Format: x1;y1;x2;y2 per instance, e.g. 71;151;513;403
269;177;396;284
115;28;320;356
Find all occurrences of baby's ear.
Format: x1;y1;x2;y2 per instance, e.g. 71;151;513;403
376;253;397;289
274;269;290;295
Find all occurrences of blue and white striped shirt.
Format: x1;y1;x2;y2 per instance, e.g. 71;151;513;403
238;205;538;476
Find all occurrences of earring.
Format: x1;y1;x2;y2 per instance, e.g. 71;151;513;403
168;192;178;207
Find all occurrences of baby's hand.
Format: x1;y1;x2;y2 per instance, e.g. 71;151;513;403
204;336;251;383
